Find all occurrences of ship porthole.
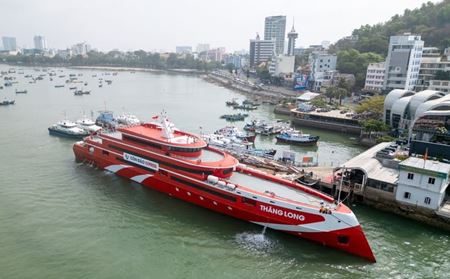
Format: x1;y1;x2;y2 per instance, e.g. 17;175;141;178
187;192;191;196
227;206;232;211
175;187;180;192
199;196;204;200
89;147;94;153
213;201;218;206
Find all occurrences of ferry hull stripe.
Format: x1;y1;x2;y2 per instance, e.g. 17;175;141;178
105;164;132;173
131;174;153;183
252;221;354;233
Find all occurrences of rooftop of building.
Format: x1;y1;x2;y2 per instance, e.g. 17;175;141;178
293;109;355;120
296;92;320;102
339;142;399;185
399;157;450;176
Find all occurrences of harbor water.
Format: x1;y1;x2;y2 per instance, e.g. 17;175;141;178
0;65;448;278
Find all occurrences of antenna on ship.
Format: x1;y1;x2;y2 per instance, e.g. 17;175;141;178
337;165;345;204
160;110;174;139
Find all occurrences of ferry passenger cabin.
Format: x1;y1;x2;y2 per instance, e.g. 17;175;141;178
88;122;239;180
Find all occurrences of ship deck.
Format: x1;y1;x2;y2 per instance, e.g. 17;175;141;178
227;171;333;207
121;124;206;148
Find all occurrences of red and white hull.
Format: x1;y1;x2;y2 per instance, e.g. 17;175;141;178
73;142;376;262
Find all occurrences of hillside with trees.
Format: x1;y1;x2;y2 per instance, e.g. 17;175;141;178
0;50;221;71
331;0;450;55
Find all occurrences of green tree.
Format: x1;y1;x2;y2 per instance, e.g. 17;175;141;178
361;119;390;138
256;65;271;81
332;0;450;54
225;63;235;74
336;49;384;89
325;86;336;104
355;95;385;119
310;97;327;108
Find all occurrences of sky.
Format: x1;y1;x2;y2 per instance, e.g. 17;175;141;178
0;0;441;52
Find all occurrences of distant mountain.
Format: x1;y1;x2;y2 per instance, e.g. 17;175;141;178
332;0;450;55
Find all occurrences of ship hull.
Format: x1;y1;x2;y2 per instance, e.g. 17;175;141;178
49;128;87;139
276;136;319;146
73;143;375;262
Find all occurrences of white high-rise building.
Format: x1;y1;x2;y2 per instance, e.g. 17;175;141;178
383;34;424;91
364;62;386;92
71;42;91;56
33;35;47;50
249;34;275;68
264;15;286;55
175;46;192;54
196;44;210;53
287;24;298;56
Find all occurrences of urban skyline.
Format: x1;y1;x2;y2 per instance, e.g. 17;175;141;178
0;0;440;52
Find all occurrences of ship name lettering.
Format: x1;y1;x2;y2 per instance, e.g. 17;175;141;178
259;205;305;221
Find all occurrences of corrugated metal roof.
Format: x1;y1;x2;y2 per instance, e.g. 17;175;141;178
297;92;320;102
340;142;399;184
400;157;450;175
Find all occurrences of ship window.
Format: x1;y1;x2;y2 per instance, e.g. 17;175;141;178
407;173;414;180
102;150;109;156
168;146;202;153
109;145;213;176
242;197;256;206
424;197;431;205
337;235;349;245
428;177;435;185
170;176;236;202
223;168;233;175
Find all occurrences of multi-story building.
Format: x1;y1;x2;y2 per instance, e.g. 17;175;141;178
71;42;91;56
175;46;192;54
196;44;210;53
364;62;386;92
56;48;73;59
416;47;450;92
383;34;424;92
207;47;225;62
396;157;450;210
429;80;450;93
2;36;17;51
312;70;355;92
287;24;298;56
264;15;286;55
33;35;47;50
268;55;295;76
249;34;275;68
309;52;337;91
225;54;242;69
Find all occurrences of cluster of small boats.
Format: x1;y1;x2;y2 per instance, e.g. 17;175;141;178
0;67;120;107
226;98;259;110
243;119;320;146
48;118;100;139
202;126;276;158
48;111;141;139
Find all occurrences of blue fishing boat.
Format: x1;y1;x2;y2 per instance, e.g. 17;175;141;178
276;130;319;146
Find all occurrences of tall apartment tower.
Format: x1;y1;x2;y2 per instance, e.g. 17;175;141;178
264;15;286;55
33;35;47;50
287;23;298;56
2;37;17;51
383;34;424;91
249;34;275;68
